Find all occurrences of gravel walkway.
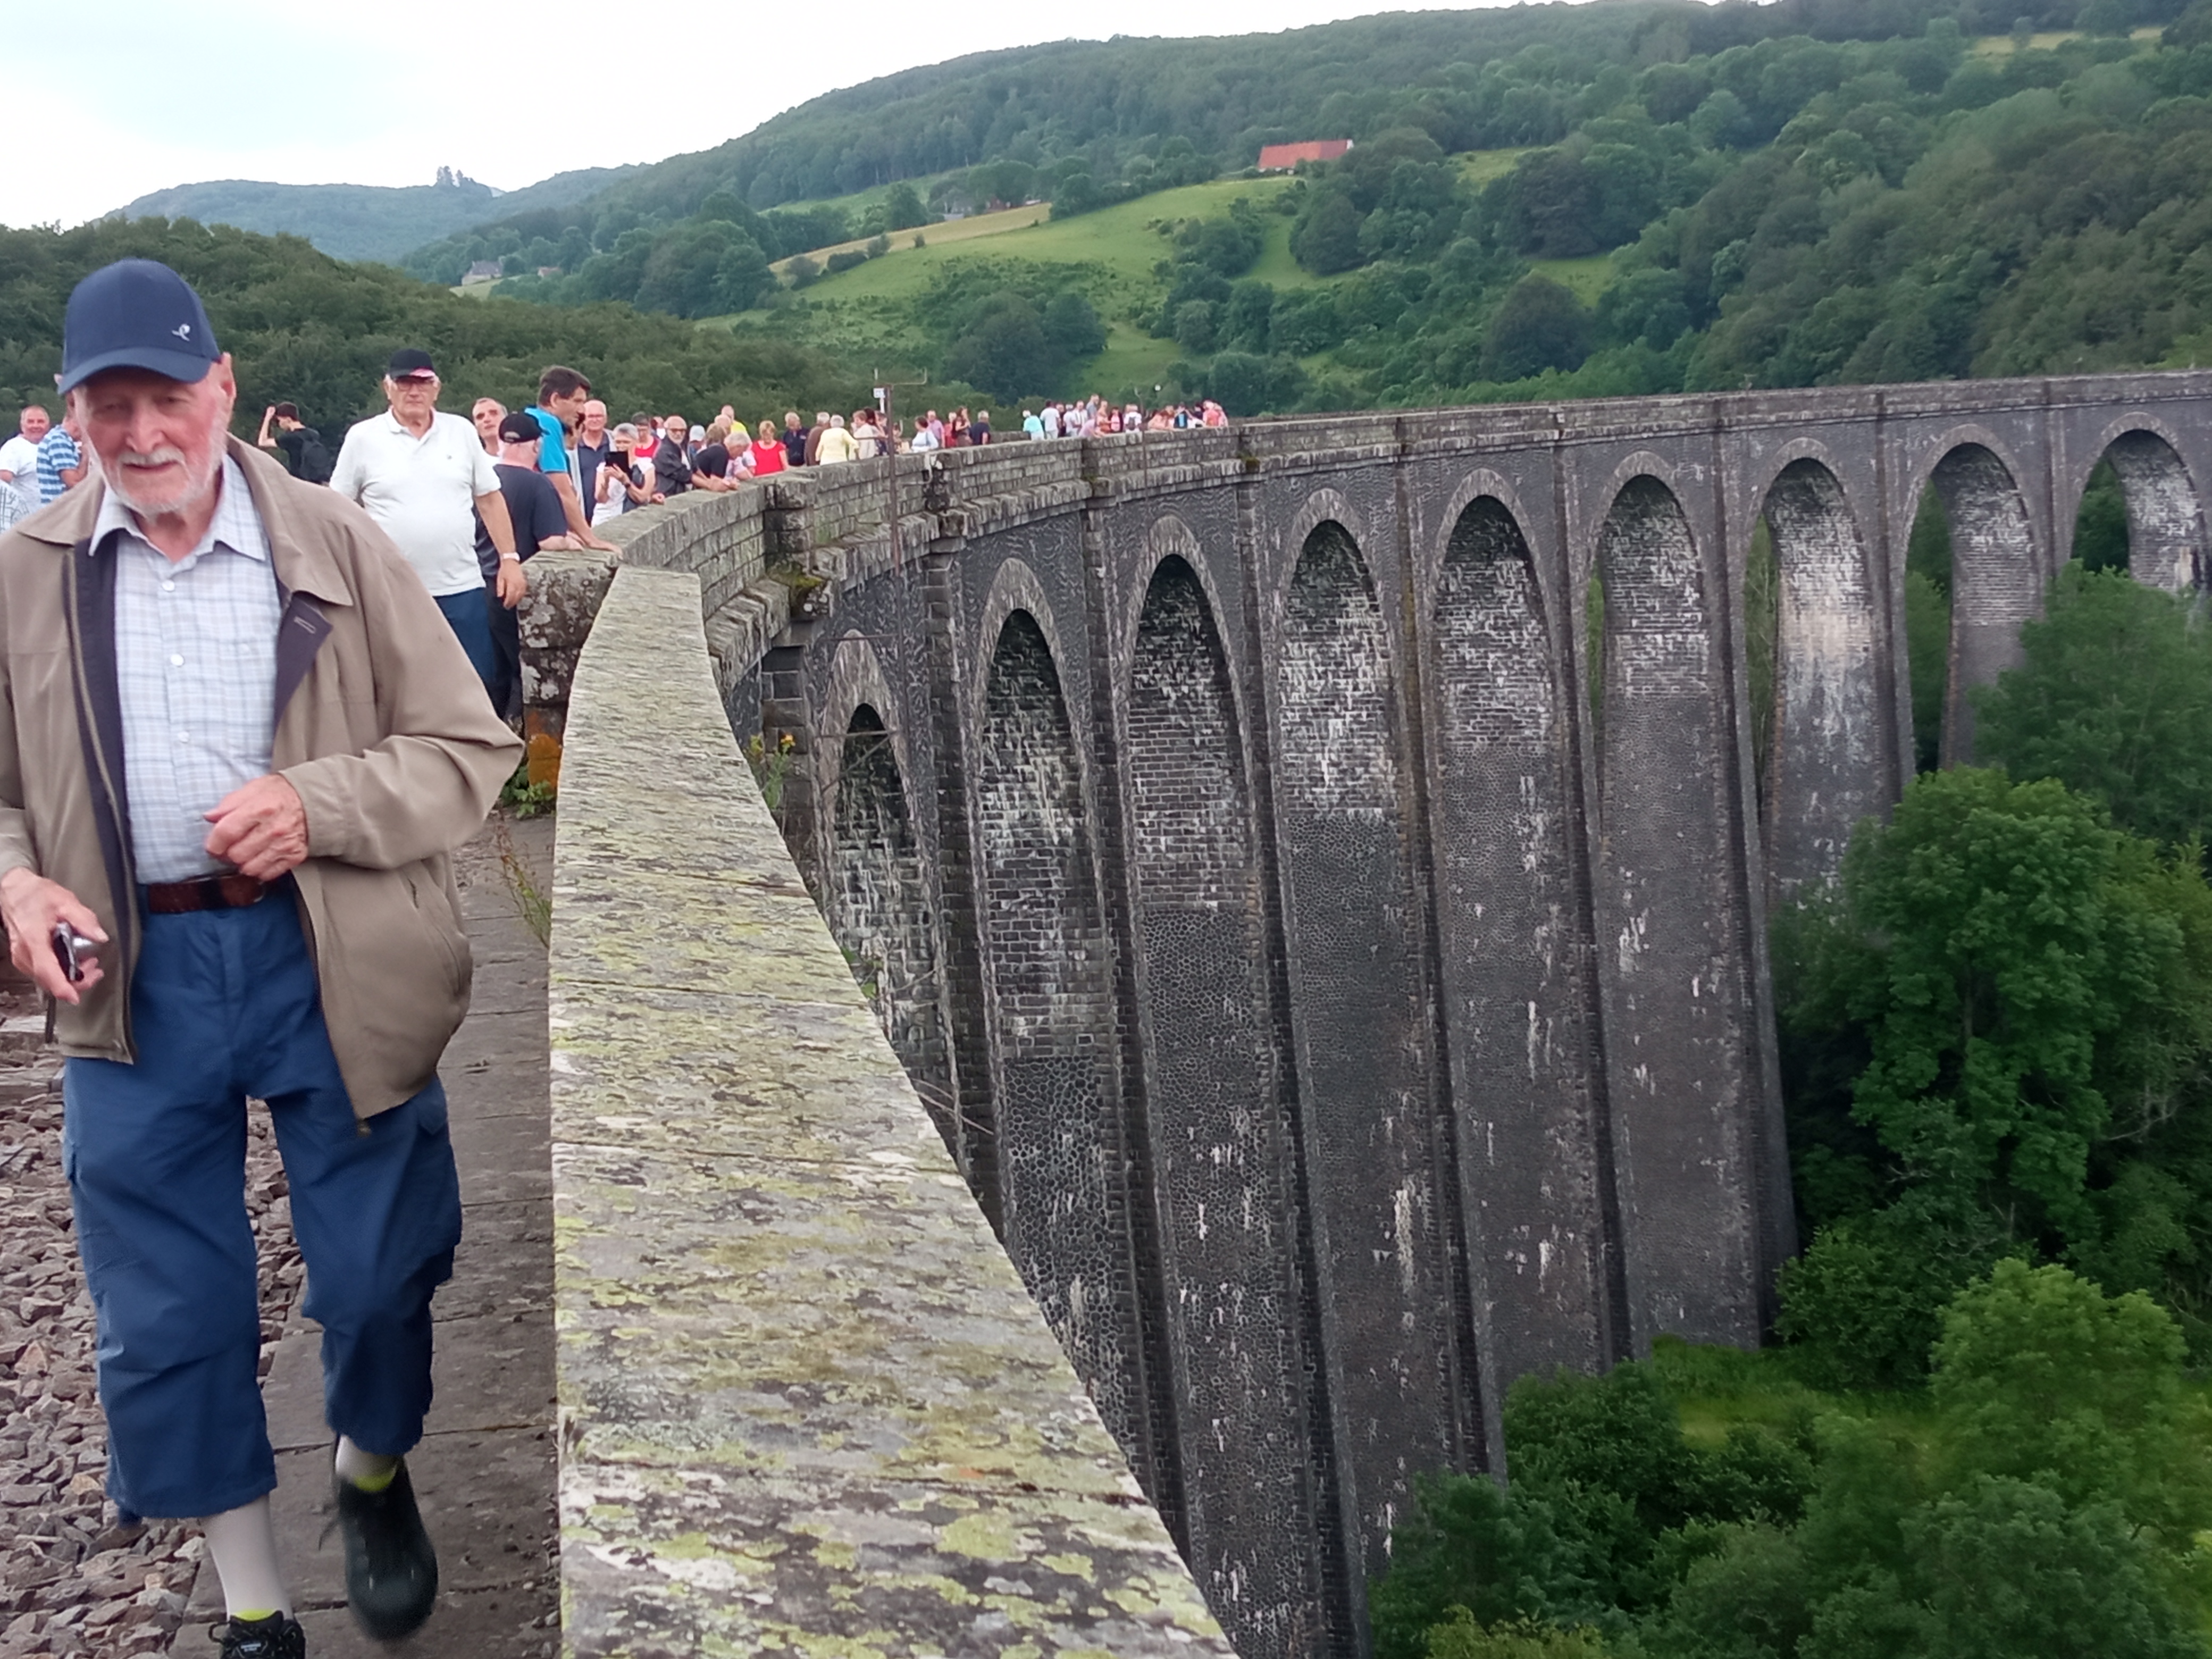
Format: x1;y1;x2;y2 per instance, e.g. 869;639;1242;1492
0;1007;303;1658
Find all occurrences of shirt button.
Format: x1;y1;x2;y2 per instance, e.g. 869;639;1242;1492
177;731;190;744
162;581;175;592
169;653;185;667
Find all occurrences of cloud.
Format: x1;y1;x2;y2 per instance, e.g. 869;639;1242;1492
0;1;1548;229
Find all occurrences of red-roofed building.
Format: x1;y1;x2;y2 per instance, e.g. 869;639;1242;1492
1256;139;1353;173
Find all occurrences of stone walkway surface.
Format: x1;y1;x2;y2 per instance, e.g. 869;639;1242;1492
171;817;560;1657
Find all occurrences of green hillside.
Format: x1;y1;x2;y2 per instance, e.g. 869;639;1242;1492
111;165;640;265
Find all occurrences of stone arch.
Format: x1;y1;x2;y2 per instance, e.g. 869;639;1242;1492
2087;421;2207;593
1127;551;1318;1654
1913;437;2040;766
825;698;954;1146
1757;457;1892;893
975;608;1142;1462
1429;491;1617;1394
1272;517;1456;1585
1592;473;1762;1350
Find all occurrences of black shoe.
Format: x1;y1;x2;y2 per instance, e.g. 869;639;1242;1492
212;1612;307;1657
332;1457;439;1641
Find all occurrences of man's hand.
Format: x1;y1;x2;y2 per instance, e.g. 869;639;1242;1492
204;775;310;881
0;867;106;1004
496;557;527;609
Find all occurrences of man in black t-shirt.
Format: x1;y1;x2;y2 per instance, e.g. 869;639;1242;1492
256;401;334;482
474;413;577;719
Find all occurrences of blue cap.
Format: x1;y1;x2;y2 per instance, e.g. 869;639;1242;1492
59;259;221;395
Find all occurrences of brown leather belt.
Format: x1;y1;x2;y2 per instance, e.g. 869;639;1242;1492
143;874;271;915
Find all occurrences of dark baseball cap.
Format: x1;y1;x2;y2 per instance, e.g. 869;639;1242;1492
58;260;222;395
496;412;543;445
387;348;438;380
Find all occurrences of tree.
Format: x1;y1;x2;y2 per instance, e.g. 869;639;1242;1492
1289;187;1365;275
1173;299;1220;354
1480;276;1593;381
945;292;1057;398
1042;291;1106;361
1930;1260;2212;1534
881;181;931;231
1971;566;2212;848
1050;172;1106;219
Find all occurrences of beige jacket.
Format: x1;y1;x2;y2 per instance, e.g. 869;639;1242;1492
0;438;523;1117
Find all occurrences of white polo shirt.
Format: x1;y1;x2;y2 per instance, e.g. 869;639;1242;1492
329;409;499;597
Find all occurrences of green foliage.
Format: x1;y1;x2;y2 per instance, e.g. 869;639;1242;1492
1931;1259;2212;1531
1383;1266;2212;1659
0;216;864;451
881;181;931;232
1773;766;2212;1381
1425;1611;1613;1659
1971;565;2212;847
1482;275;1594;381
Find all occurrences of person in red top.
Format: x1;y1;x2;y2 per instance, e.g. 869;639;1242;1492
749;416;787;476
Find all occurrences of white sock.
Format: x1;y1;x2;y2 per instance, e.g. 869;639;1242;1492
200;1495;290;1620
334;1434;400;1492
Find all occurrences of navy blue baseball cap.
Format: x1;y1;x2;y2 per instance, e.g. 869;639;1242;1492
58;259;222;395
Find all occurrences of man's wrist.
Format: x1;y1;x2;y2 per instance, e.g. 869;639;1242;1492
499;552;521;563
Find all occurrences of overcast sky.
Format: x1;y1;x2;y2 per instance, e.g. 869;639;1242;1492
0;1;1595;230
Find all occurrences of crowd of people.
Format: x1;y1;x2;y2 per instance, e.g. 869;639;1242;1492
1;367;1237;724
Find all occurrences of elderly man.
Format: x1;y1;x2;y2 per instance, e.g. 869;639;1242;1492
0;404;49;507
573;398;611;525
0;259;521;1657
329;351;523;699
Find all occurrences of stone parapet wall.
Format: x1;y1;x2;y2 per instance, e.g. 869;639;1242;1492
547;563;1232;1659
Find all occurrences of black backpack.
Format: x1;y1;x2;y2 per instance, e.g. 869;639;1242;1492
292;428;336;484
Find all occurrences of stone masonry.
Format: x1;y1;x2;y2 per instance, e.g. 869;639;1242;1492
527;370;2212;1659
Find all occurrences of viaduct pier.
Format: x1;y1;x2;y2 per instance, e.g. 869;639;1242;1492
527;372;2211;1658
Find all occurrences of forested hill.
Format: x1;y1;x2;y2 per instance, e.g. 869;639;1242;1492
403;0;2122;279
112;165;641;266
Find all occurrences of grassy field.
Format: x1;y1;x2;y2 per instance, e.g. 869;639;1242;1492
1967;25;2161;55
772;203;1050;274
1531;255;1614;306
731;176;1310;317
1457;147;1532;188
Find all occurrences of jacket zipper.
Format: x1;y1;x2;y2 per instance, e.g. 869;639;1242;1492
63;539;140;1060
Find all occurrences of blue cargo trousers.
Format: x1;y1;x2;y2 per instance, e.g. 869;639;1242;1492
61;890;463;1521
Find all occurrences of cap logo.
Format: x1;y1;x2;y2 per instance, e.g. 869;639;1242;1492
172;323;192;340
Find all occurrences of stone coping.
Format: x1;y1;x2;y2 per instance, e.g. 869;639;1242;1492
548;564;1231;1658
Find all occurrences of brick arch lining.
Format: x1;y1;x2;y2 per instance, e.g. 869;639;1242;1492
975;610;1141;1460
1931;443;2039;766
1762;457;1888;893
1431;496;1618;1394
827;702;954;1143
1594;474;1760;1350
1273;519;1456;1586
2102;429;2208;593
1128;555;1318;1657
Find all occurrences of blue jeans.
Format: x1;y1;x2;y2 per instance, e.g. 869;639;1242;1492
62;892;462;1520
434;585;497;697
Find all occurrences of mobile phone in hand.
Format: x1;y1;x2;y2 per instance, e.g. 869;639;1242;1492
51;923;96;984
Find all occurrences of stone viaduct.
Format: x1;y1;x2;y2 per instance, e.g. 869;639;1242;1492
529;371;2212;1659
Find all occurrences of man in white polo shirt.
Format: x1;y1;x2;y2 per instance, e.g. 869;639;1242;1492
329;349;522;697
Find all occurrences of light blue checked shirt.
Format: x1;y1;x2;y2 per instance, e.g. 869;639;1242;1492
99;458;283;883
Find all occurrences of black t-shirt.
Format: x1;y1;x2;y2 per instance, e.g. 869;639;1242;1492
474;464;567;579
783;426;807;467
574;437;610;523
693;441;730;480
655;442;693;497
275;424;332;482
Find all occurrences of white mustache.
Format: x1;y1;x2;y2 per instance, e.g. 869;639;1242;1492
115;446;187;471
